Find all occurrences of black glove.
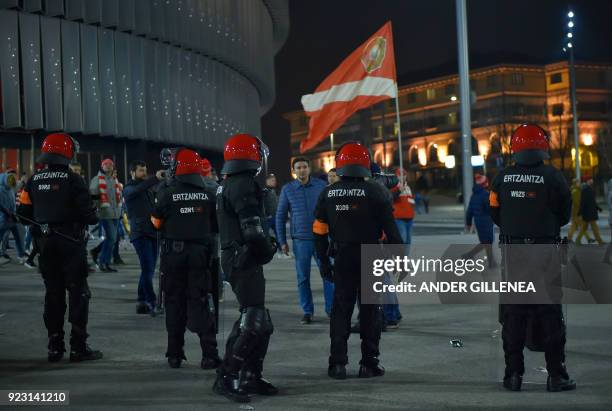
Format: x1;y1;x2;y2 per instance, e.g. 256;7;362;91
320;260;334;283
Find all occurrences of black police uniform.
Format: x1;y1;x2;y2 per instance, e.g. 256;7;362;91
18;164;99;361
314;178;402;374
152;173;220;367
490;161;574;390
215;171;277;400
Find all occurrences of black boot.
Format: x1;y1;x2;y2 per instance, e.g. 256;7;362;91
168;357;183;368
241;370;279;395
212;369;250;403
328;364;347;380
113;257;126;266
503;372;523;391
358;363;385;378
201;356;221;370
136;302;150;314
47;333;65;362
70;345;103;362
547;368;576;392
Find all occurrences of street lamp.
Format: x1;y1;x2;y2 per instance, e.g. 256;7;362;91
565;10;581;180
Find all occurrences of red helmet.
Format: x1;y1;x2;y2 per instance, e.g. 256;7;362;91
510;124;550;164
335;142;371;178
38;133;78;165
200;158;212;177
221;133;269;175
174;149;202;176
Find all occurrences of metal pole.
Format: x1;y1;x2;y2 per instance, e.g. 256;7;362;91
394;85;404;181
456;0;473;212
569;47;581;180
382;103;388;169
330;133;334;152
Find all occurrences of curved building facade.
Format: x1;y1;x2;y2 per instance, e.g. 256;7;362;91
0;0;288;178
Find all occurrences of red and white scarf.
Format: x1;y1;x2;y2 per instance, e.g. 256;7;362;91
98;174;121;206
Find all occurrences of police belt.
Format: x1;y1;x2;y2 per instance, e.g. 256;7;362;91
161;238;211;253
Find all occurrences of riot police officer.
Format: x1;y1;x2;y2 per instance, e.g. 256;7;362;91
313;142;402;379
489;123;576;392
214;134;278;403
17;133;101;362
151;148;220;369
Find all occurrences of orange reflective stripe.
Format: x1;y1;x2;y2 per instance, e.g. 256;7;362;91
489;191;499;207
19;190;32;205
151;216;163;230
312;219;329;235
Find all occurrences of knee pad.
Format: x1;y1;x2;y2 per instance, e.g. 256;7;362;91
239;307;271;337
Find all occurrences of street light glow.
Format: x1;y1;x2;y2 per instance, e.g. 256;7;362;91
568;21;574;28
567;32;573;38
568;11;574;18
567;42;573;48
450;95;457;101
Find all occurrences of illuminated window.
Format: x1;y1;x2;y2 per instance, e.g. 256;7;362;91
426;88;436;101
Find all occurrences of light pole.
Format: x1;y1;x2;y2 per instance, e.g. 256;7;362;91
565;10;581;180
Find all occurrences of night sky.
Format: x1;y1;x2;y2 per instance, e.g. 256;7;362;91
262;0;612;184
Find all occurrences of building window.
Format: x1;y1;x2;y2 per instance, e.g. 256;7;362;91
426;88;436;101
552;103;564;116
405;93;416;104
448;112;457;125
428;144;439;163
445;84;455;96
486;75;498;89
550;73;563;84
511;73;524;85
409;146;419;164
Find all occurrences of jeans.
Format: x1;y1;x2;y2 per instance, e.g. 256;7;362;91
25;226;32;251
293;238;334;316
0;225;26;258
395;218;413;254
99;219;119;266
132;236;158;308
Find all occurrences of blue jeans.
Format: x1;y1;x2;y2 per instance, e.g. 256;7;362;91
0;225;25;258
99;219;119;265
395;218;413;255
293;239;334;316
132;236;158;308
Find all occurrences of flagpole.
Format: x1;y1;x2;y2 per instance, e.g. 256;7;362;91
394;85;404;181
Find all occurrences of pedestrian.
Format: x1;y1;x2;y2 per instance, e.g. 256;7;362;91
0;170;27;264
214;134;278;403
276;157;332;323
152;149;221;370
567;179;591;242
603;178;612;263
89;159;122;272
489;123;575;392
123;160;165;315
327;168;339;185
575;176;604;245
17;133;102;362
415;174;430;214
463;173;497;267
313;142;403;380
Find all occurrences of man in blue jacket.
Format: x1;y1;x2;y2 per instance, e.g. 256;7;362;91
276;157;332;324
123;160;165;314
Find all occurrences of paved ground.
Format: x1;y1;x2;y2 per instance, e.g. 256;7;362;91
1;206;611;410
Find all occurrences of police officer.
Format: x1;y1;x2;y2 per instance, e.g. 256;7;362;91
313;142;402;379
151;148;221;369
17;133;101;362
214;134;278;403
490;123;576;392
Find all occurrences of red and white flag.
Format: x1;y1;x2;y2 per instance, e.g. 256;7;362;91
300;21;397;153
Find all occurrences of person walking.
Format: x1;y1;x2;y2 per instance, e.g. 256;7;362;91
575;177;604;245
276;157;332;323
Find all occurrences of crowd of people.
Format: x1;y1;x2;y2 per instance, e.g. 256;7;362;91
5;124;612;404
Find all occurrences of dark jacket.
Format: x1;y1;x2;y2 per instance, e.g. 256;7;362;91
263;187;279;218
579;184;599;222
123;176;159;240
466;184;494;243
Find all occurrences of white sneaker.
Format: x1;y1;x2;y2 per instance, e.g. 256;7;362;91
17;257;26;265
